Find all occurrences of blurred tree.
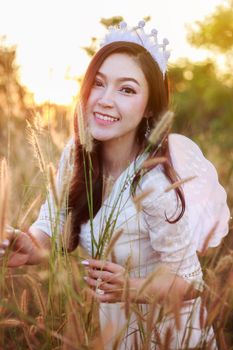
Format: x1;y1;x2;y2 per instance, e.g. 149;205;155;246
100;16;124;28
187;0;233;53
0;40;33;133
0;40;71;150
170;60;233;151
186;0;233;75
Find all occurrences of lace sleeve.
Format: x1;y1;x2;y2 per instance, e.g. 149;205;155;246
30;138;74;237
140;168;204;290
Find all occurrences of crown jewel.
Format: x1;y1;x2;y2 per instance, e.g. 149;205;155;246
100;20;170;76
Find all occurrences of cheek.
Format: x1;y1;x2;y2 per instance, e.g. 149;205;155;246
86;90;99;111
127;98;147;121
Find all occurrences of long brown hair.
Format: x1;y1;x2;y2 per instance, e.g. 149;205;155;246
68;41;185;251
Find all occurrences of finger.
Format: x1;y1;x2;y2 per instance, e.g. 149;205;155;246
5;226;21;238
0;248;5;258
88;268;125;285
88;269;115;283
5;231;35;254
82;259;124;273
5;228;22;247
81;259;109;271
85;286;120;303
84;276;98;288
95;292;119;303
5;228;40;250
0;239;10;249
84;276;124;294
6;252;29;267
84;276;105;288
0;240;11;260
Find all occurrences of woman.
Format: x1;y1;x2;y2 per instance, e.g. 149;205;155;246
1;21;230;349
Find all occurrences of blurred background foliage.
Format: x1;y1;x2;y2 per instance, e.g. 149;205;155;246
187;0;233;53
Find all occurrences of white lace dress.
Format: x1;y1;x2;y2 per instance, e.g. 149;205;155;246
31;134;230;349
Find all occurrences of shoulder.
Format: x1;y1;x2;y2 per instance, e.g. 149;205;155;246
168;133;218;180
168;133;205;156
139;133;212;194
168;133;206;164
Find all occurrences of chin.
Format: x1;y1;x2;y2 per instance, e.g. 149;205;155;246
93;136;113;142
90;129;114;142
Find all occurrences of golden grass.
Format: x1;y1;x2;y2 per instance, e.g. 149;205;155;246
76;100;93;153
26;119;46;174
48;162;59;208
0;108;232;349
0;158;9;241
148;110;174;145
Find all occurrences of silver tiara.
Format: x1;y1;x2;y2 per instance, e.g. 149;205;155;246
100;20;170;77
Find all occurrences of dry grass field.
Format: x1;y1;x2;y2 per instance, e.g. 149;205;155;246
0;106;232;349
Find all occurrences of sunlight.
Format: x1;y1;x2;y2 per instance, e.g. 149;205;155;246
0;0;225;105
32;77;79;105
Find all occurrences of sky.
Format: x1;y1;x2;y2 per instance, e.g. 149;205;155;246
0;0;225;105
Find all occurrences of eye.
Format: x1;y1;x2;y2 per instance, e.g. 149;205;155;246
120;86;136;95
93;78;104;87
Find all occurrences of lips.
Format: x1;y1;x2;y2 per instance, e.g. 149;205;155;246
94;112;120;124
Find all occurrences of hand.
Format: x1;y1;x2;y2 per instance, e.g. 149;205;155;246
0;226;47;267
82;259;131;303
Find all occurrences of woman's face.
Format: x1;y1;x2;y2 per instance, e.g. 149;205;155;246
86;53;149;145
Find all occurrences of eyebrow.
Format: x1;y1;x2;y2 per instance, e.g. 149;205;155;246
96;71;141;86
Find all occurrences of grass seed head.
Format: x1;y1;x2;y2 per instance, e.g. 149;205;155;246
148;110;174;145
142;157;167;169
26;120;46;173
76;100;93;153
133;188;153;212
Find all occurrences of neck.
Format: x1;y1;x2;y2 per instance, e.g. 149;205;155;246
102;136;140;178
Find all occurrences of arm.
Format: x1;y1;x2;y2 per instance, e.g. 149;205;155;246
130;269;199;303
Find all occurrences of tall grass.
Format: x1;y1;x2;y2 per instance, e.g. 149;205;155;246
0;109;232;349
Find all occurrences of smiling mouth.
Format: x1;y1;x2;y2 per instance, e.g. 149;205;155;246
94;112;120;123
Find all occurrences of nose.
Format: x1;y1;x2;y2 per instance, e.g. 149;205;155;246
97;87;114;108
